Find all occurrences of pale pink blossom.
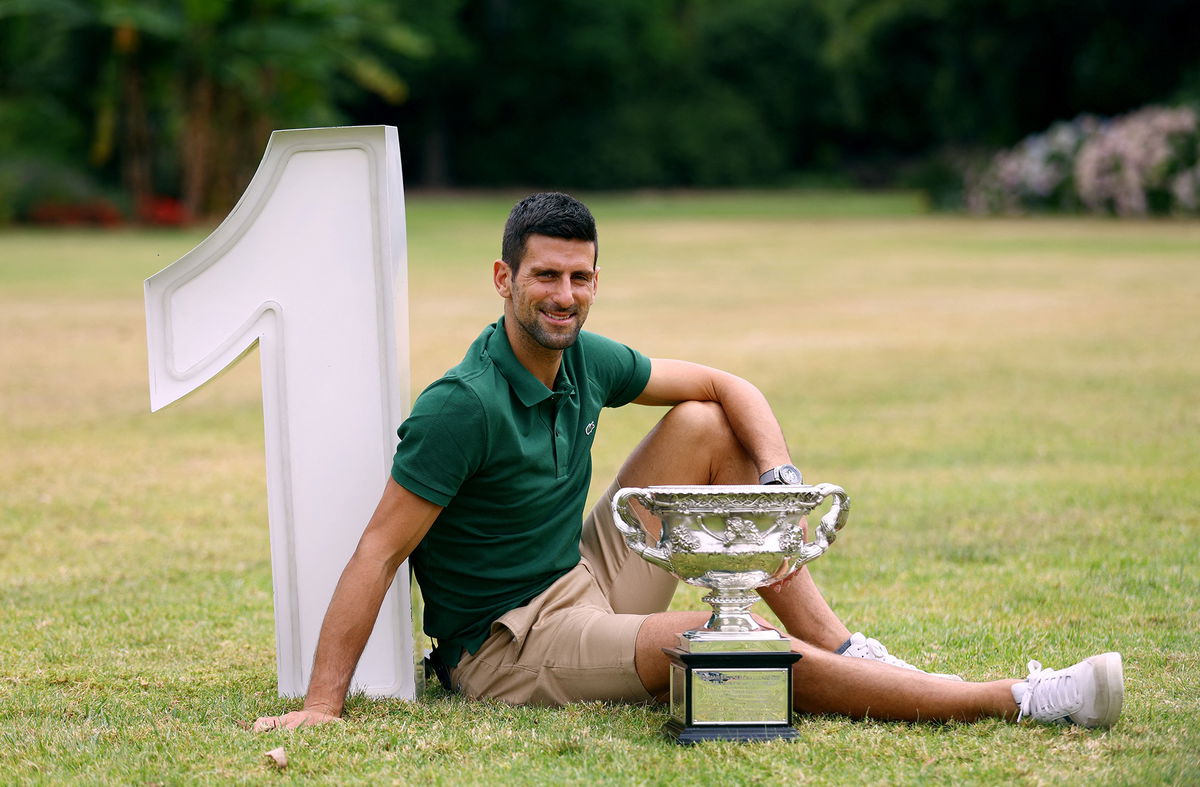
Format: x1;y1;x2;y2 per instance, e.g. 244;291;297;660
968;105;1199;216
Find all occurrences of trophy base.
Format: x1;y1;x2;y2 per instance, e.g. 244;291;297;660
662;647;802;745
662;718;800;744
680;628;793;652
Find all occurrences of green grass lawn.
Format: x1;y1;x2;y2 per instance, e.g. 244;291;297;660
1;192;1198;784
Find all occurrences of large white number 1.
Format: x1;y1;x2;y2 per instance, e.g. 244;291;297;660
145;126;415;698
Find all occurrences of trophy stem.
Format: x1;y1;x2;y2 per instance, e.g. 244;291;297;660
701;589;763;633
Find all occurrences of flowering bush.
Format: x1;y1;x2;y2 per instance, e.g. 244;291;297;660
968;105;1200;216
967;115;1100;214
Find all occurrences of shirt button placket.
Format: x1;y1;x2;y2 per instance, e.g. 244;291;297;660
553;395;567;478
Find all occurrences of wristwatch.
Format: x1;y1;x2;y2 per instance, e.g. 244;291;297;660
759;463;803;486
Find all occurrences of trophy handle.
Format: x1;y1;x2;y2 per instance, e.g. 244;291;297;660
610;487;673;571
797;483;850;563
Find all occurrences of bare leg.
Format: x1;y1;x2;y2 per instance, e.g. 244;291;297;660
759;569;850;651
784;635;1018;722
634;613;1018;722
623;404;1020;720
615;401;756;539
618;401;850;650
634;610;712;700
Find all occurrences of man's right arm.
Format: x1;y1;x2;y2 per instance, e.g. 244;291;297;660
252;477;442;731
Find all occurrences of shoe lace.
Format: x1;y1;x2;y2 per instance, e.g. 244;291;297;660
862;636;916;670
1017;660;1080;722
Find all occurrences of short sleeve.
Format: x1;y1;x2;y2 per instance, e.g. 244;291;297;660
577;331;651;408
390;379;487;506
605;344;651;407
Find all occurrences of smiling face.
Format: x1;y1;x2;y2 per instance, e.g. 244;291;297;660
495;234;598;353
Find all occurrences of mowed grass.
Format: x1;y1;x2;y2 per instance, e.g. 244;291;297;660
1;191;1198;784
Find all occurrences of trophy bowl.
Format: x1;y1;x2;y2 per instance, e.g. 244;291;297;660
612;483;849;639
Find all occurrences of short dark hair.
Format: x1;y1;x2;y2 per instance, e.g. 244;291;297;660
501;192;598;272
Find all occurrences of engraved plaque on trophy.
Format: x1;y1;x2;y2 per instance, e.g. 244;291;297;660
612;484;849;743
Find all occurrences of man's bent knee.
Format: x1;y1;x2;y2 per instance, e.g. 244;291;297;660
621;400;756;488
661;400;731;436
656;401;743;458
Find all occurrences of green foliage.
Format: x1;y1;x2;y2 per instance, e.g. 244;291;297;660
0;3;94;221
3;0;1200;203
381;0;1200;188
0;0;429;221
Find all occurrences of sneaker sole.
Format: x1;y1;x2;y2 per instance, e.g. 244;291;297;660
1078;652;1124;728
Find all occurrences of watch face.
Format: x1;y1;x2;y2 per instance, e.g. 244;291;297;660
780;465;802;485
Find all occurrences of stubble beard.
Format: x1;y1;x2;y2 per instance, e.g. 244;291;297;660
514;308;583;350
511;285;586;351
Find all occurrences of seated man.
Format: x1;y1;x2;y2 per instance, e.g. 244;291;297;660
254;193;1123;732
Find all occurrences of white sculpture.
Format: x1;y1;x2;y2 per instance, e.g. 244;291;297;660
145;126;415;698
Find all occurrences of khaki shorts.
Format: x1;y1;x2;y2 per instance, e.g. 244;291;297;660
450;478;678;706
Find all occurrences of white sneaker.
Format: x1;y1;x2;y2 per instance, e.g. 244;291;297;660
1012;652;1124;728
840;632;964;680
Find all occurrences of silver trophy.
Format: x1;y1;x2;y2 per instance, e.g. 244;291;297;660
612;483;849;743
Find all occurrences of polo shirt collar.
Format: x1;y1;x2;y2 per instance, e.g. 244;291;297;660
487;316;576;407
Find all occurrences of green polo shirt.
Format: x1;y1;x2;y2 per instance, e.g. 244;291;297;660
391;317;651;666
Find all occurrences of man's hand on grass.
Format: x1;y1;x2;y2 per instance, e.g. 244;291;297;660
252;708;341;731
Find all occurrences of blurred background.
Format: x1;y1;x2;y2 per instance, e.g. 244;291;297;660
1;0;1198;226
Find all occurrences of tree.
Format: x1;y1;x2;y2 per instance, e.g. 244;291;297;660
1;0;429;221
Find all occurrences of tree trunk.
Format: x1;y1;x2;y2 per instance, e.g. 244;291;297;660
181;75;214;221
119;53;153;215
422;104;451;188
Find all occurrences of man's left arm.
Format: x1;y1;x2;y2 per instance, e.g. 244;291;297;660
633;358;792;475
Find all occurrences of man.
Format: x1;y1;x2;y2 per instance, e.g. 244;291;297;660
254;193;1123;731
